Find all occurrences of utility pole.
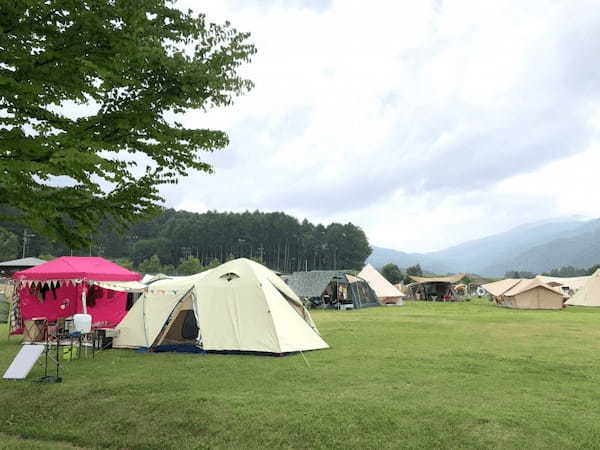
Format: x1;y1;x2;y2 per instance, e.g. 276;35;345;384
277;243;281;271
258;244;264;264
333;248;337;270
22;230;33;258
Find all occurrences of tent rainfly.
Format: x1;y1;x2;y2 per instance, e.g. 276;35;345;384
357;264;405;305
496;278;566;310
113;259;329;354
565;269;600;306
11;257;143;337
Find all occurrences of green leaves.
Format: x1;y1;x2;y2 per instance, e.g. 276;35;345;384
0;227;18;260
381;263;403;285
176;256;202;275
0;1;256;248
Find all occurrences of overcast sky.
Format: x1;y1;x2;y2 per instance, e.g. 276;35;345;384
162;0;600;252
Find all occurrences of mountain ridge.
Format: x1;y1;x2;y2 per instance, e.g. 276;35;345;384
368;217;600;277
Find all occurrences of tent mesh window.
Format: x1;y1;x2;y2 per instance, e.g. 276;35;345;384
348;280;378;308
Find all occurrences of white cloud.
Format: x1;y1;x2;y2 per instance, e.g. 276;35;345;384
160;0;600;252
496;145;600;219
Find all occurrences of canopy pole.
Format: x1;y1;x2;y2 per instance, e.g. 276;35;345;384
142;291;148;347
82;282;88;314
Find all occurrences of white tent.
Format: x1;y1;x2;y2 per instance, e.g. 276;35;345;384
114;259;328;354
565;269;600;306
536;275;590;296
357;264;405;305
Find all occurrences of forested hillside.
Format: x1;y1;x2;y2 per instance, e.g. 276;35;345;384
492;219;600;275
1;209;372;273
369;218;600;276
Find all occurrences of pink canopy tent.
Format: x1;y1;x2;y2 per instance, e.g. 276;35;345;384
11;257;142;336
13;256;140;282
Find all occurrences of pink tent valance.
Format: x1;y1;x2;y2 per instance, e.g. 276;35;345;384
13;256;141;282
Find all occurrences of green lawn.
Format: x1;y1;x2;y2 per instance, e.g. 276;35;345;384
2;299;600;449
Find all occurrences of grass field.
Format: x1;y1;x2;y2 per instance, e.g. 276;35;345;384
2;298;600;449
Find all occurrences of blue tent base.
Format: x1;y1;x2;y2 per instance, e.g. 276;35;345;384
153;344;207;354
208;350;291;357
135;345;206;354
134;346;295;357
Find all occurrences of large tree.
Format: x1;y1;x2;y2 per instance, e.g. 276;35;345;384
138;254;163;274
405;264;423;283
176;256;202;275
0;227;17;261
381;263;403;285
0;1;255;248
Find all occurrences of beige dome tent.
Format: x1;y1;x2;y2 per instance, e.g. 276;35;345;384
565;269;600;306
496;278;566;310
357;264;405;305
114;259;328;354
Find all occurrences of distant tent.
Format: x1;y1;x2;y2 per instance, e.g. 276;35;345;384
141;273;171;284
454;284;467;295
114;259;328;354
497;278;565;310
0;292;9;323
481;279;522;297
408;274;465;302
357;264;404;305
285;270;379;309
0;257;46;277
409;274;465;284
565;269;600;306
536;275;590;296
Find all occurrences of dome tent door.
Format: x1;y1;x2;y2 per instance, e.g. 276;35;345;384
151;289;202;350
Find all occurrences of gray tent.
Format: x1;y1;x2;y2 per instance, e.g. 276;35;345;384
0;292;9;323
0;257;46;277
285;270;379;309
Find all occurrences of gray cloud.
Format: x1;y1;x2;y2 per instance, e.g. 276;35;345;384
160;0;600;250
242;1;600;214
226;0;332;14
